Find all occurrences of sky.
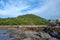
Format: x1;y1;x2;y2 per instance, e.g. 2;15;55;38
0;0;60;19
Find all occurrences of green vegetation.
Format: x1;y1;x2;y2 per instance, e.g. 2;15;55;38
0;14;49;25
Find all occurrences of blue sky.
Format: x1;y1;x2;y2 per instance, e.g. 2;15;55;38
0;0;60;19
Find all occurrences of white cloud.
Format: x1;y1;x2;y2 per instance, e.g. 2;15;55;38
0;0;30;17
0;0;60;19
24;0;60;19
24;0;50;14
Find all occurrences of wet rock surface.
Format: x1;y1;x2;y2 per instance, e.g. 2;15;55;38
0;27;60;40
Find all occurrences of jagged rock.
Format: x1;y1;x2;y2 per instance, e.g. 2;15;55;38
31;34;40;38
38;31;51;38
35;33;41;37
55;32;60;39
49;38;58;40
31;37;48;40
23;37;32;40
19;33;27;39
42;27;60;39
48;31;60;39
49;31;58;37
24;31;37;36
13;38;21;40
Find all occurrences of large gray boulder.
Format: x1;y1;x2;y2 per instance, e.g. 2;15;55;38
38;31;51;38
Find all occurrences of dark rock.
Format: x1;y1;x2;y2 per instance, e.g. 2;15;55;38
23;37;32;40
55;32;60;39
13;38;21;40
38;31;51;38
20;33;27;39
49;38;58;40
9;33;14;38
35;33;41;37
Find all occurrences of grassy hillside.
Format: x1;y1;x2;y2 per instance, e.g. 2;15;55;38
0;14;49;25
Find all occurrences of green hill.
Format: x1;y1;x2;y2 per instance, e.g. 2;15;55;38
0;14;49;25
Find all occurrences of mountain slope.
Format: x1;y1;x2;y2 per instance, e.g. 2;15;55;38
0;14;49;25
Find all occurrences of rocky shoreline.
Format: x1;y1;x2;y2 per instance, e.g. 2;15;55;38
5;27;60;40
0;27;60;40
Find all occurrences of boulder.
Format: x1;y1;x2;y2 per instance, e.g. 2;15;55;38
38;31;51;38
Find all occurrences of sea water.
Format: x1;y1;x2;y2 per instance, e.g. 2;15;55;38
0;28;19;40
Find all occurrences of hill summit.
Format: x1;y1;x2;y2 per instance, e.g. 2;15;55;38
0;14;49;25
